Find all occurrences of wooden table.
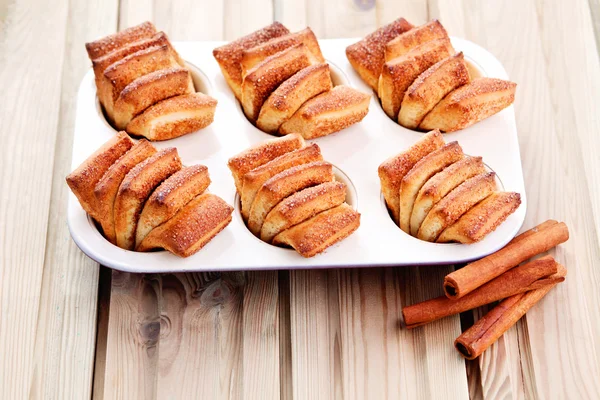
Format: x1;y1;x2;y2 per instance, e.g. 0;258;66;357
2;0;600;398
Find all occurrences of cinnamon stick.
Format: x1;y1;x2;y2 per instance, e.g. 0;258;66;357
403;256;562;328
444;220;569;299
454;263;566;359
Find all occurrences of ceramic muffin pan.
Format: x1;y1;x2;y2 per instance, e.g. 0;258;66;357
67;38;526;272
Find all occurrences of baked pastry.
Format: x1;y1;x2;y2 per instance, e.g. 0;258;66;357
85;21;157;60
261;181;346;243
417;172;497;241
113;148;182;250
346;18;414;90
378;38;455;119
112;67;194;130
240;143;322;220
240;27;324;77
241;43;317;122
227;134;305;193
94;140;157;244
419;78;517;132
213;22;290;101
437;192;521;243
398;141;463;233
66;131;134;220
247;161;334;235
378;129;444;223
410;156;485;236
137;193;233;256
398;52;470;129
126;93;217;140
256;64;332;133
272;203;360;258
279;85;370;139
384;20;448;61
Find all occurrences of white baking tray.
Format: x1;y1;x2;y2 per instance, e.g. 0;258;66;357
67;38;526;272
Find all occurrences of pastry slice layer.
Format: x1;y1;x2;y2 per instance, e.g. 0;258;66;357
213;22;290;101
113;148;182;250
399;52;470;129
384;20;449;61
228;134;305;193
136;164;211;247
378;129;444;223
126;92;217;140
399;141;463;233
240;143;323;220
85;21;157;60
66;131;134;220
137;193;233;257
419;77;517;132
345;18;414;90
278;85;370;139
261;181;346;243
417;172;497;242
94;140;157;244
437;192;521;243
247;161;334;235
272;203;360;258
257;64;332;133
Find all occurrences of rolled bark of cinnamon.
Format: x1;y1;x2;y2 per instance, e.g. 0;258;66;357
454;263;566;359
444;220;569;299
403;256;563;328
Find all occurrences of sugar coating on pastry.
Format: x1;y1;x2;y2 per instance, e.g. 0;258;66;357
419;77;517;132
261;181;347;243
417;172;497;242
113;148;182;250
136;164;211;247
66;131;134;220
257;64;332;133
213;22;290;101
94;140;157;244
437;192;521;243
272;203;360;258
278;85;370;139
85;21;157;60
384;20;449;62
345;18;414;90
126;92;217;141
137;193;233;257
378;129;444;224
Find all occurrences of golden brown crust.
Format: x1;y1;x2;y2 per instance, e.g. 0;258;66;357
261;181;347;243
345;18;414;90
227;134;305;193
240;143;323;220
247;161;334;235
241;28;325;77
137;193;233;257
257;64;332;133
419;77;517;132
272;203;360;258
437;192;521;243
378;38;455;119
66;132;134;220
278;85;370;139
410;156;485;236
377;129;444;223
213;22;290;100
113;148;182;250
398;141;463;233
85;21;157;60
136;164;211;247
126;92;217;140
417;172;497;242
399;52;470;129
384;20;448;61
242;43;317;122
94;140;157;244
112;68;194;130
